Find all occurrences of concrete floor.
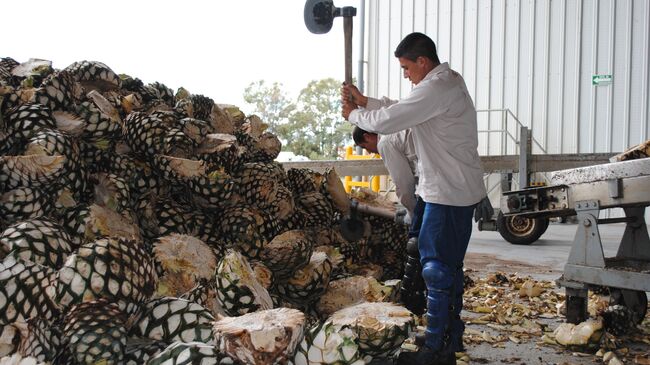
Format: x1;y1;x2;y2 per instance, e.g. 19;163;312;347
461;222;648;365
384;222;650;365
465;221;626;280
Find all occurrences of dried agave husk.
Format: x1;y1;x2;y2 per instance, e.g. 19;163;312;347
518;279;544;298
553;318;603;346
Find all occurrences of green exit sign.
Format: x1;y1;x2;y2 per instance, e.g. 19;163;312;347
592;74;612;86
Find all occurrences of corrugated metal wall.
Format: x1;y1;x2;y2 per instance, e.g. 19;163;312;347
364;0;650;155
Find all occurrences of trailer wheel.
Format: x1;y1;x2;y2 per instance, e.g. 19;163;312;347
497;212;549;245
610;289;648;324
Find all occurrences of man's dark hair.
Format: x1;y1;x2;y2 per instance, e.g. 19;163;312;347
352;126;375;145
394;32;440;64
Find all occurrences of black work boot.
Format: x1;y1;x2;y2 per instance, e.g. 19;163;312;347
400;237;426;315
414;333;466;353
397;346;456;365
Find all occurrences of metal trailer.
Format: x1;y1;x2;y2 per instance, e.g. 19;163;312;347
500;157;650;324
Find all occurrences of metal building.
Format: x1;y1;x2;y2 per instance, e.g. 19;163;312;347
361;0;650;157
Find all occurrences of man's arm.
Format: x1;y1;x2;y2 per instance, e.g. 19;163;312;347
341;84;397;115
348;80;450;134
365;96;398;111
378;134;417;217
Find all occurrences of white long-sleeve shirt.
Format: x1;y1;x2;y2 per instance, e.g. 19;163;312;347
349;62;486;206
377;130;418;218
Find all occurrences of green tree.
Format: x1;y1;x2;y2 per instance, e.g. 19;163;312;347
243;78;353;160
288;78;352;159
243;80;295;136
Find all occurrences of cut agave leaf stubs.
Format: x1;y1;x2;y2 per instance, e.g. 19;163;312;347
213;307;306;365
0;217;73;269
61;204;141;246
0;155;66;190
23;128;80;166
15;317;61;363
55;237;157;314
249;132;282;163
188;170;235;211
180;281;227;319
207;106;235;135
260;230;313;281
5;102;55;141
64;60;122;91
189;94;215;122
0;324;19;357
31;71;81;112
163;127;196;158
267;184;295;221
153;234;218;297
0;57;20;81
219;206;268;260
321;168;350;216
296;192;335;229
152;154;206;184
235;162;286;211
293;322;366;365
92;172;132;216
178;118;212;144
287;168;324;196
241;115;267;139
124;112;168;159
214;250;273;316
63;299;128;365
0;187;53;227
123;338;169;365
147;341;222;365
143;82;175;107
131;297;214;344
328;302;414;358
0;256;59;325
11;59;52;81
276;252;333;305
77;98;122;141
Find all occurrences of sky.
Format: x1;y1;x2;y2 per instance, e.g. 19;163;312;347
3;0;360;115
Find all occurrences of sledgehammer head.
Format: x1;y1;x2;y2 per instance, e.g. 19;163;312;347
304;0;335;34
304;0;357;34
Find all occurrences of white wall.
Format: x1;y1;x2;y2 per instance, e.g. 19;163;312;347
363;0;650;220
363;0;650;155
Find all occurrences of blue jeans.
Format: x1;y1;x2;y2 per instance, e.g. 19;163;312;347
419;202;475;351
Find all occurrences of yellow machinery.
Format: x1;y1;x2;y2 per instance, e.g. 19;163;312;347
343;146;381;193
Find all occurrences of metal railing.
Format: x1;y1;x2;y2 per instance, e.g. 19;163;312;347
476;108;547;156
476;108;549;192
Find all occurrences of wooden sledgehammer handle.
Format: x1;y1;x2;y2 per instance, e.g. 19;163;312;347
344;16;353;85
352;201;396;220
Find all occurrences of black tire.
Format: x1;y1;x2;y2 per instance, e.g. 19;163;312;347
610;289;648;324
497;212;549;245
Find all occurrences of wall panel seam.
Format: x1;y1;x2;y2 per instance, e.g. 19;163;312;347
607;0;615;151
623;0;632;148
558;0;567;154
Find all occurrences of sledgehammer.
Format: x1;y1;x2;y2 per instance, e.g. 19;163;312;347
304;0;357;85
